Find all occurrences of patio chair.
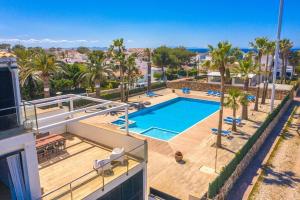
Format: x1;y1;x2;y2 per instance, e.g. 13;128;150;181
110;147;125;165
93;158;112;174
211;128;231;137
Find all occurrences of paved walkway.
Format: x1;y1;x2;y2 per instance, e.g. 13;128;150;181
227;92;300;200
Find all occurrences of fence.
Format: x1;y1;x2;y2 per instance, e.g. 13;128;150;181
207;92;292;199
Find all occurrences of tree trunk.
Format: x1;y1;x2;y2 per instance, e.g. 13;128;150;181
217;69;225;148
283;56;287;83
43;75;50;98
124;83;128;102
147;62;151;92
263;54;275;100
95;79;101;98
120;66;125;102
242;78;249;120
280;55;285;83
254;55;261;111
232;106;237;132
261;54;269;104
162;66;167;82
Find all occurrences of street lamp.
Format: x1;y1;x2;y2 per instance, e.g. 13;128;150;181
271;0;284;112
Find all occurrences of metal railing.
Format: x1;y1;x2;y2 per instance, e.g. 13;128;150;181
40;142;146;200
0;102;38;133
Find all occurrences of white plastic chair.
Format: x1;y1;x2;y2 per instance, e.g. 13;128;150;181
93;158;112;174
110;147;125;164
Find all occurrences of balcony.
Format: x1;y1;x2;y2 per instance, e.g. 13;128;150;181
39;133;146;200
19;94;147;200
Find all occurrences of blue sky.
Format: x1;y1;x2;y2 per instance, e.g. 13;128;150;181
0;0;299;48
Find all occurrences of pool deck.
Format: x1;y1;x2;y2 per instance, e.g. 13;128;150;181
81;88;280;199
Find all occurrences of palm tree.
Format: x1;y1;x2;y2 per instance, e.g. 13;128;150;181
109;38;127;102
232;55;257;120
250;37;268;111
124;54;140;101
224;88;241;132
280;39;293;83
202;41;233;147
62;63;87;89
261;41;276;104
82;50;113;98
15;48;40;99
22;51;61;98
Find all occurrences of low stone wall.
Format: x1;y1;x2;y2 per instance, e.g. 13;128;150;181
213;94;293;200
167;80;290;100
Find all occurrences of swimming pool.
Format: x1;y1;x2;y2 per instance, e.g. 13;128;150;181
117;97;220;141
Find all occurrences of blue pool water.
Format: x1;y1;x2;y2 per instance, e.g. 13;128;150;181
120;97;220;141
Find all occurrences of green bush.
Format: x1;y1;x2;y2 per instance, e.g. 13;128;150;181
208;94;291;198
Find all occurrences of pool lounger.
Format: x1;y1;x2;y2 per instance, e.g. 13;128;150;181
225;117;241;123
146;91;158;97
247;95;256;101
224;118;242;126
206;90;214;96
182;88;190;94
211;128;231;136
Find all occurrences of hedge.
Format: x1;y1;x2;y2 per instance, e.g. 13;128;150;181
207;93;291;198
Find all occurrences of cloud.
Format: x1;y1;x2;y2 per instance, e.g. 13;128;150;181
126;39;134;43
0;38;100;44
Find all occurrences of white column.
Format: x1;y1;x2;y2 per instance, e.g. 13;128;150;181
125;106;129;135
143;164;147;200
69;98;74;118
10;67;22;125
271;0;284;112
24;139;42;199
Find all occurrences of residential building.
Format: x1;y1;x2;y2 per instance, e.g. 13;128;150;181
207;71;257;86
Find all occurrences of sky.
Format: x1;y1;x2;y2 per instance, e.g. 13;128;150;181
0;0;299;48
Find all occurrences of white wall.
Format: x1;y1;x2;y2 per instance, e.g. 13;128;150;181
67;122;145;159
36;107;67;134
0;132;41;200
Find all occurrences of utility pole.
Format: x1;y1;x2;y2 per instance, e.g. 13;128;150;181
271;0;284;112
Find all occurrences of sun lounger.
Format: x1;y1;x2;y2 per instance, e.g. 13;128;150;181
211;128;231;136
224;118;242;126
225;117;241;123
206;90;214;95
182;88;191;94
212;91;221;97
110;147;125;164
146;91;159;97
247;95;256;102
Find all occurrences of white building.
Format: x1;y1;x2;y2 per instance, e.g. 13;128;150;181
0;52;147;200
207;71;257;86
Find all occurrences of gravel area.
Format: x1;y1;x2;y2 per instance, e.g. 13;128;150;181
250;107;300;200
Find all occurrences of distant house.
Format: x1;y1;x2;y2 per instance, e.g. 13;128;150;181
207;71;257;86
260;55;294;79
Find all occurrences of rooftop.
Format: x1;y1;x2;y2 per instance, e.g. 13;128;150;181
40;133;145;200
